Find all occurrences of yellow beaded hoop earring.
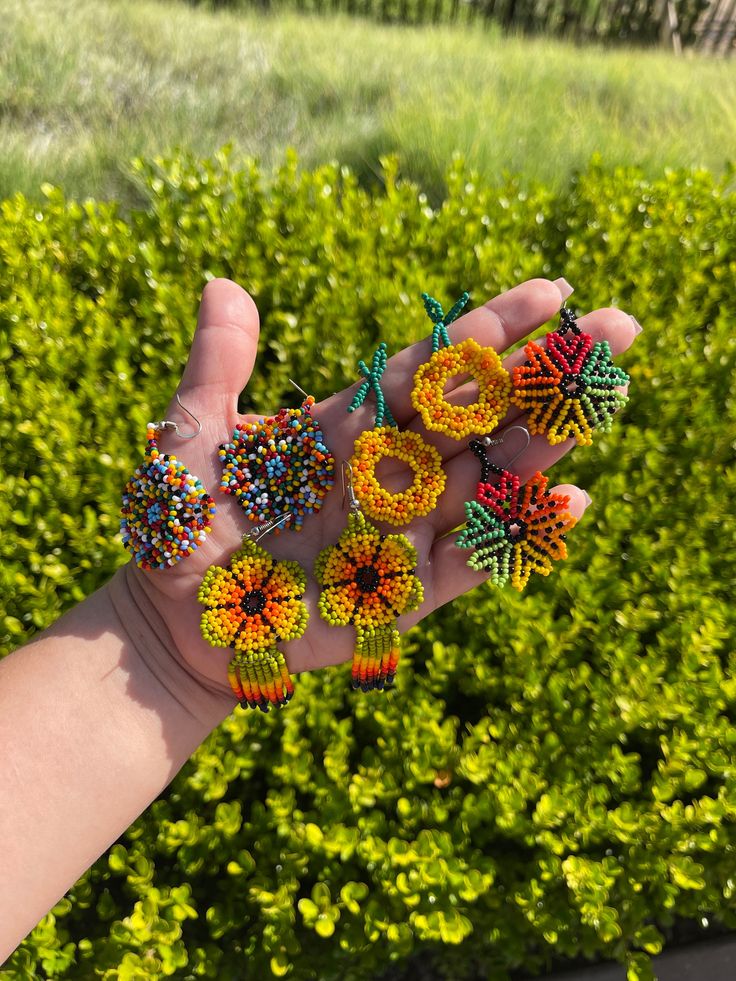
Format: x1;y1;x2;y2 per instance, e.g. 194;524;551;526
411;292;511;440
347;343;445;526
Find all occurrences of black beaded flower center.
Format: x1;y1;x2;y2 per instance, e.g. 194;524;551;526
356;565;381;593
243;589;267;615
506;520;526;541
563;373;581;396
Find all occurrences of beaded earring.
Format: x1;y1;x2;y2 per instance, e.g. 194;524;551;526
198;517;308;712
411;292;511;440
219;391;335;532
348;343;445;526
511;305;630;446
314;463;423;692
120;396;216;570
456;428;577;590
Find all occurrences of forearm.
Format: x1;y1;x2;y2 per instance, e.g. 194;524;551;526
0;566;233;959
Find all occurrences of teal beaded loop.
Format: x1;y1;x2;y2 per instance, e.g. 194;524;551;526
347;343;396;428
423;291;470;353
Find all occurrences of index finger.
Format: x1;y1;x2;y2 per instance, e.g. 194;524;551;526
316;277;570;447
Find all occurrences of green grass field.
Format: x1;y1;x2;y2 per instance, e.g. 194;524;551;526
2;0;736;203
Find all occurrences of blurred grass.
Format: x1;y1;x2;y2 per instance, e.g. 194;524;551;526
2;0;736;204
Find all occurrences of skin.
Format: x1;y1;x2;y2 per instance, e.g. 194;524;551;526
0;277;637;958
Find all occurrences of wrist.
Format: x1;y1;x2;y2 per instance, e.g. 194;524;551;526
107;563;236;734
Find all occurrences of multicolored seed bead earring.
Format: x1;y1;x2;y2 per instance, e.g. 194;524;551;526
456;427;577;590
511;305;630;446
120;395;216;570
411;292;511;440
198;516;308;712
219;389;335;532
348;343;445;526
314;463;423;692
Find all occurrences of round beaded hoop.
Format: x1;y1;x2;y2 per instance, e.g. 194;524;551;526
120;424;216;570
412;336;511;440
219;396;335;532
347;341;445;526
351;426;444;526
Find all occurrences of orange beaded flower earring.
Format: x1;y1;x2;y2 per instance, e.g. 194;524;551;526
314;463;423;692
456;429;577;590
511;305;630;446
348;343;445;526
198;516;308;712
411;292;511;440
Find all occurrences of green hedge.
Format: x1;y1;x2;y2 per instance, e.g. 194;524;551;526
1;150;735;980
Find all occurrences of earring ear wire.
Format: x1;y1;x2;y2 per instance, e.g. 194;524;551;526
341;460;361;514
154;393;202;439
249;513;293;542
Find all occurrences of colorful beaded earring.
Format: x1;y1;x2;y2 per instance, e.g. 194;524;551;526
456;428;577;590
314;463;423;692
198;517;308;712
511;305;630;446
120;395;216;570
411;292;511;440
219;391;335;532
348;343;445;526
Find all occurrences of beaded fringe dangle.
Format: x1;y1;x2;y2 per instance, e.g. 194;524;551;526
411;292;511;439
511;305;630;446
456;436;577;591
348;342;445;526
219;395;335;532
121;406;215;570
198;531;307;711
314;470;423;691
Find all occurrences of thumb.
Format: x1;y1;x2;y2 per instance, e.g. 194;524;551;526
177;278;260;410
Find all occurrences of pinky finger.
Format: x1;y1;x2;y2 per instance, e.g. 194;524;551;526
407;484;592;621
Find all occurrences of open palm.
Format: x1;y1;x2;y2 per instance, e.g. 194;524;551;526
134;277;636;700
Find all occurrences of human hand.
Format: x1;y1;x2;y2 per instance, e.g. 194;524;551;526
129;277;636;699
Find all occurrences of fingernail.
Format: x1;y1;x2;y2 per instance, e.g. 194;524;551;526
582;490;593;508
553;277;574;301
630;315;643;336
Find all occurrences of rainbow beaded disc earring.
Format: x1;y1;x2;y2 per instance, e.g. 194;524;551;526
314;463;423;692
348;343;445;526
219;392;335;532
120;396;216;570
411;292;511;440
198;517;308;712
456;428;577;590
511;305;630;446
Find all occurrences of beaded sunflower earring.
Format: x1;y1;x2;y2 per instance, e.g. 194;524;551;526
348;343;445;526
120;395;216;570
456;428;577;590
511;305;630;446
314;463;423;692
198;516;308;712
411;292;511;440
219;389;335;532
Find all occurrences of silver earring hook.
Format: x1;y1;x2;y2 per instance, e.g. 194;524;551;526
289;378;310;401
155;394;202;439
481;425;530;469
248;513;293;543
341;460;361;514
